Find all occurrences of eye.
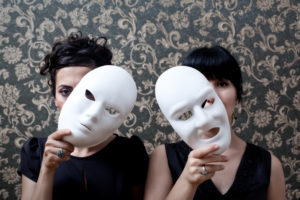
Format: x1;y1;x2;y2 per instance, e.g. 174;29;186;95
85;89;95;101
58;88;72;97
105;106;120;115
217;81;228;87
177;110;193;121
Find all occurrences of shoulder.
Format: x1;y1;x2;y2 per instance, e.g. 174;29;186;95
145;144;173;200
247;142;270;154
246;142;271;162
149;144;169;173
18;137;47;181
165;140;191;161
166;140;190;149
269;153;284;180
270;153;282;170
157;142;190;174
245;143;285;185
21;137;47;155
245;142;272;166
243;143;272;180
151;144;166;158
267;153;286;199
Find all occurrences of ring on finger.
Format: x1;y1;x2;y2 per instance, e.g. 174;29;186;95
57;148;65;158
201;165;208;176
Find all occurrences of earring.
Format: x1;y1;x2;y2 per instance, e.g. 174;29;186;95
232;112;237;120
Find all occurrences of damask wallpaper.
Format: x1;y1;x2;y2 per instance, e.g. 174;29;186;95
0;0;299;199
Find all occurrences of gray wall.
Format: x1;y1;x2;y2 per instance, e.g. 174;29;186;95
0;0;299;199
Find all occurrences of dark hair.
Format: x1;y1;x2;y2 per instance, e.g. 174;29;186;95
182;46;243;102
40;32;112;96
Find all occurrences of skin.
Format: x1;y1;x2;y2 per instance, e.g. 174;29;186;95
21;66;117;200
144;79;286;200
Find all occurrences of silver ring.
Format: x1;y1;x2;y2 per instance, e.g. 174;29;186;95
57;148;65;158
202;165;207;176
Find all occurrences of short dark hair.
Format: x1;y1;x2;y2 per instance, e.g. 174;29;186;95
40;32;112;96
182;46;243;102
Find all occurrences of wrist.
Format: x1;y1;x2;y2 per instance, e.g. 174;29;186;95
40;162;56;176
178;173;199;191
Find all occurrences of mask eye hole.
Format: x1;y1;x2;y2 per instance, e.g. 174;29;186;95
105;106;120;115
85;89;95;101
202;98;215;108
178;110;193;121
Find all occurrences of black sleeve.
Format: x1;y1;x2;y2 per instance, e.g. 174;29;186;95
128;135;149;185
17;137;46;182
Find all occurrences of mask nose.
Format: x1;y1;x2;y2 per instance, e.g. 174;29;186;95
193;105;212;128
82;101;104;123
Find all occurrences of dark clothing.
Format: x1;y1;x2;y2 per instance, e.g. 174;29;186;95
18;135;149;200
165;141;271;200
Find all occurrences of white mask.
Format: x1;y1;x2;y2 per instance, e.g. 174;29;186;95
58;65;137;147
155;66;231;154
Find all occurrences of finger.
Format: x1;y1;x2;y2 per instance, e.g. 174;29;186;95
199;154;228;164
188;155;227;168
186;165;215;183
189;144;220;159
200;164;225;174
45;139;74;153
48;129;72;140
43;152;69;169
45;146;72;160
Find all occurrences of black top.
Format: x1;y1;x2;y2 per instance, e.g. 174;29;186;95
18;135;149;200
165;141;271;200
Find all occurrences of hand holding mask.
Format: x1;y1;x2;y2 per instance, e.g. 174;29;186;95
155;66;231;154
58;65;137;147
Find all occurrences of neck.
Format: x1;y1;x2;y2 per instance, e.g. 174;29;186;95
223;130;246;156
71;134;116;157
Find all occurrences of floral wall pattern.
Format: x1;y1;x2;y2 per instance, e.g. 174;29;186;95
0;0;299;199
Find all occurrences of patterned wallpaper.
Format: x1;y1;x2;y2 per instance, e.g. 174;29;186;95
0;0;299;199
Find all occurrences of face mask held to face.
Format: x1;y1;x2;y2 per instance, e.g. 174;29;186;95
155;66;231;154
58;65;137;148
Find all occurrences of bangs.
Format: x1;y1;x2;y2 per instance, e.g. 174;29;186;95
182;46;242;101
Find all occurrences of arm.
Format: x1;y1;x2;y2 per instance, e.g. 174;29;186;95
166;144;226;200
144;145;173;200
267;154;286;200
21;130;74;200
21;175;38;200
21;169;56;200
144;144;227;200
130;136;150;200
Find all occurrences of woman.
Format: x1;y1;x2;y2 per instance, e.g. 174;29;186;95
144;46;285;200
18;32;148;200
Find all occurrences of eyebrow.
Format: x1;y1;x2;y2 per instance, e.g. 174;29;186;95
57;84;73;89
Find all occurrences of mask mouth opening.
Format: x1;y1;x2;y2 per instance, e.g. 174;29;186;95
200;127;219;139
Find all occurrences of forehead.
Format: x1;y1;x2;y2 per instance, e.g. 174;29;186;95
56;66;92;87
